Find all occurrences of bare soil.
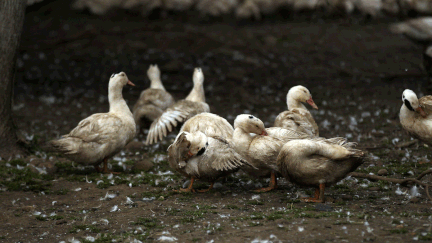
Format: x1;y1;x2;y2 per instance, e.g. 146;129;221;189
1;1;432;242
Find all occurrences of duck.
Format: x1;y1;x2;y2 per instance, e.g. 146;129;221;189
399;89;431;144
277;137;366;203
146;67;210;145
390;17;432;82
132;64;175;134
49;72;136;173
180;112;234;143
168;131;252;192
390;17;432;45
274;85;319;137
232;114;309;192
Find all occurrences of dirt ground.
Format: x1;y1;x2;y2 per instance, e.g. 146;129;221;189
2;1;432;242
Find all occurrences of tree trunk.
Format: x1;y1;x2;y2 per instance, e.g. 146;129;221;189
0;0;27;158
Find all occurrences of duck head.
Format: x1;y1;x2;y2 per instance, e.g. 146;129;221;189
402;89;426;117
288;85;318;109
110;72;135;87
184;131;209;159
234;114;268;136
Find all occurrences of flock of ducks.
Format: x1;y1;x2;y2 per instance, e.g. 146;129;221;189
48;64;431;203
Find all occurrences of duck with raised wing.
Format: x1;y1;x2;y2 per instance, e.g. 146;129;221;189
146;68;210;145
132;64;175;134
277;137;365;203
180;112;234;143
168;131;252;192
49;72;136;173
232;114;309;192
274;85;319;137
399;89;431;144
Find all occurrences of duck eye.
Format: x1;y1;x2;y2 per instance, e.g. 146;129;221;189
121;73;125;76
187;144;190;149
255;125;259;128
249;115;254;119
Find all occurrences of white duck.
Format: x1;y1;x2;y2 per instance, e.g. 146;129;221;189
399;89;431;144
274;85;319;137
49;72;136;173
132;64;175;134
168;131;252;192
146;68;210;145
277;137;365;203
232;114;309;192
390;17;432;45
180;112;234;143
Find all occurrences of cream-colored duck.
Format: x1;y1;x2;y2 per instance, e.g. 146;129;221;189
146;68;210;145
274;85;319;137
390;17;432;45
49;72;136;173
232;114;309;192
399;89;432;144
180;112;234;143
132;64;175;134
168;131;252;192
277;137;365;203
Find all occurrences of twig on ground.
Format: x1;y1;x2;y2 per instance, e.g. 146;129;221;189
349;170;432;201
395;139;418;148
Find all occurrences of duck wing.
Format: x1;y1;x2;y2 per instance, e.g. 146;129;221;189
207;136;253;171
419;95;432;115
146;100;210;145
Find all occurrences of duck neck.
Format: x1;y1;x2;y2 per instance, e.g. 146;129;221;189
186;83;205;102
109;84;132;116
150;78;166;91
399;104;416;123
233;127;253;157
287;97;307;110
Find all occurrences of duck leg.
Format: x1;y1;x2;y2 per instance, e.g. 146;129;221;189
100;158;120;174
254;172;278;192
197;182;214;193
301;184;325;203
174;177;196;193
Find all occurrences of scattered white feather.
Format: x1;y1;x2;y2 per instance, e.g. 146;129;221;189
298;226;305;232
110;205;119;212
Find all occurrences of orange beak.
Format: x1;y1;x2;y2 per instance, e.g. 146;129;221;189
127;80;135;86
416;107;427;117
187;151;194;158
260;130;268;136
306;97;318;110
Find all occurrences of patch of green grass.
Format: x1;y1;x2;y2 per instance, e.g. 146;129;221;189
35;215;48;221
49;215;64;220
70;224;100;233
267;211;286;221
250;212;265;220
249;221;261;227
247;200;264;206
0;161;52;193
131;217;158;228
420;233;432;240
224;204;239;209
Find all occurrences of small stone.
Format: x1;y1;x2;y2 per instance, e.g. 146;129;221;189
341;195;353;200
377;169;388;176
410;197;420;203
55;219;67;225
132;159;154;171
315;203;333;212
368;187;380;191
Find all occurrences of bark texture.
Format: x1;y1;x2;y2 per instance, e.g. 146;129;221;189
0;0;27;158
